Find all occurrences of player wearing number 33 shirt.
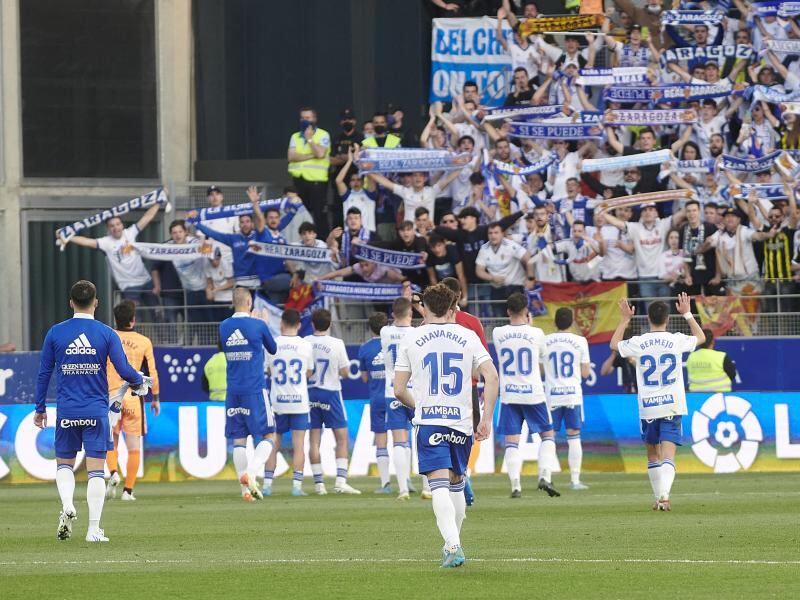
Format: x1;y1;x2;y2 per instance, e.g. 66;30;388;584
611;293;705;512
492;292;560;499
393;283;498;569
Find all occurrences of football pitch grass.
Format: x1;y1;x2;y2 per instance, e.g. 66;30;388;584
1;472;798;599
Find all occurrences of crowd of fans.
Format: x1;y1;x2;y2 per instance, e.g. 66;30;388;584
67;0;800;323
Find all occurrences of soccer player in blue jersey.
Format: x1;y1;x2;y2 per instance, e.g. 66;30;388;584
219;288;278;501
35;280;145;542
358;312;392;493
611;293;705;511
306;309;360;494
394;283;499;568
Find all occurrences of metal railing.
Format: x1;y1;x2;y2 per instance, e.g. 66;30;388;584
113;280;800;346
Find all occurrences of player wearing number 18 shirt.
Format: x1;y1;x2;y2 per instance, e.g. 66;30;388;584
543;308;591;491
394;283;498;569
493;292;560;499
611;293;705;512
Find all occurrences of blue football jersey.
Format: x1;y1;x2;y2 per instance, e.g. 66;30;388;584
358;337;385;401
219;314;277;394
36;314;142;417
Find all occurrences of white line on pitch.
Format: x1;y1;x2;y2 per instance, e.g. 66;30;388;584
1;557;798;567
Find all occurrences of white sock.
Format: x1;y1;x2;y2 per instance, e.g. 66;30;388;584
248;439;274;478
567;435;583;484
430;479;459;549
335;457;348;488
393;443;410;494
292;470;303;489
505;443;522;490
87;471;106;530
450;480;467;532
376;447;391;487
56;465;76;512
263;469;274;489
233;445;247;480
659;459;676;500
422;475;431;492
312;463;324;485
538;436;556;483
647;461;662;500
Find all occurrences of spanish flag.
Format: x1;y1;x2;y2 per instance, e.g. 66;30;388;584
531;282;628;343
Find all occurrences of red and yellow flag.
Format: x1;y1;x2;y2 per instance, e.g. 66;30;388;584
694;294;757;337
531;281;628;343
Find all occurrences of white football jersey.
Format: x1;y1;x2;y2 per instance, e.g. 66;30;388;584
618;331;698;420
380;324;414;398
543;332;590;407
305;334;350;391
492;324;547;405
395;323;491;435
266;336;313;414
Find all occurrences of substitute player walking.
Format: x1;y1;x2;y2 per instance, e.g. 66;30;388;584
610;292;705;511
394;283;498;568
35;280;146;542
106;300;160;501
220;288;278;501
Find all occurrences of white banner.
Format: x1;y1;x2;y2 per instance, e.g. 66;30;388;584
430;17;513;107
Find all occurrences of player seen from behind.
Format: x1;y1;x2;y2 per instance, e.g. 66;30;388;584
610;292;705;511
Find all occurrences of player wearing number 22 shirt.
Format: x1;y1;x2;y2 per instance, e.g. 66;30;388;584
493;292;560;500
611;293;705;512
394;283;498;569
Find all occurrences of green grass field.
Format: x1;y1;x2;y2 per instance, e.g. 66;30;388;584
1;472;798;599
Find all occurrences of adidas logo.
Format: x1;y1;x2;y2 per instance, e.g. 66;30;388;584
65;334;97;355
226;329;249;347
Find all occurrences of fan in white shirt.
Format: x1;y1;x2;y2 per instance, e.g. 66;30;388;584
369;170;461;223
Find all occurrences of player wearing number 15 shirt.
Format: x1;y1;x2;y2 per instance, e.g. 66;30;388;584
492;292;560;500
611;293;705;512
394;283;498;569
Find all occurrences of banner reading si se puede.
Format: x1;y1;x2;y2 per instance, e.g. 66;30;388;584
430;17;513;107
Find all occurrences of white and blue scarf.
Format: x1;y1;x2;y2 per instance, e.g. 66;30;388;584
576;67;649;87
603;109;697;126
131;242;210;261
481;104;566;122
315;280;412;300
356;148;470;174
762;39;800;55
185;198;288;223
526;284;547;317
733;183;787;200
248;241;333;263
661;9;725;26
352;244;426;270
605;82;743;104
492;152;559;176
581;149;673;173
508;120;603;140
660;44;753;67
747;85;800;104
676;158;717;173
56;188;169;249
719;151;781;172
752;1;800;17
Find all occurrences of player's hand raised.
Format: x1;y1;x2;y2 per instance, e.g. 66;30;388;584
675;292;691;315
618;298;635;320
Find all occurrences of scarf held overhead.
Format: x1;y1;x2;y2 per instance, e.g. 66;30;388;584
595;189;696;212
603;108;697;125
481;104;566;122
577;67;649;87
185;198;288;223
660;9;726;26
604;82;745;104
314;280;413;300
492;152;559;176
247;241;334;264
56;188;169;249
130;242;212;261
352;243;426;270
518;14;603;37
507;120;603;140
580;149;672;173
719;151;781;172
356;148;471;174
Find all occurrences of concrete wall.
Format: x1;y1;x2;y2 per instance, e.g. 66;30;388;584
0;0;194;350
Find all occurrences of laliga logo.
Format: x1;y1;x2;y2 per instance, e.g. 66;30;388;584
691;393;763;473
163;353;202;383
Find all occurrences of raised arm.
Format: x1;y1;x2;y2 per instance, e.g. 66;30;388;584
59;233;98;249
610;297;635;352
367;172;396;191
605;126;624;155
335;146;356;196
675;292;705;345
247;186;266;233
496;7;510;53
136;202;162;232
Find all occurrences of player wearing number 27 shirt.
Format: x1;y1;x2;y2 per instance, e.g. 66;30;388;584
394;283;498;569
610;292;705;512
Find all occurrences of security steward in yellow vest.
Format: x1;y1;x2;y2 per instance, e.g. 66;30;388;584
686;329;736;392
202;347;227;401
361;112;402;149
288;107;331;235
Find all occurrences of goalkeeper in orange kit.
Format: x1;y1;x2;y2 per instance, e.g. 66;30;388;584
106;300;160;500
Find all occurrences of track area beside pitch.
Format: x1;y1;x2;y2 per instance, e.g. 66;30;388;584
1;473;798;599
